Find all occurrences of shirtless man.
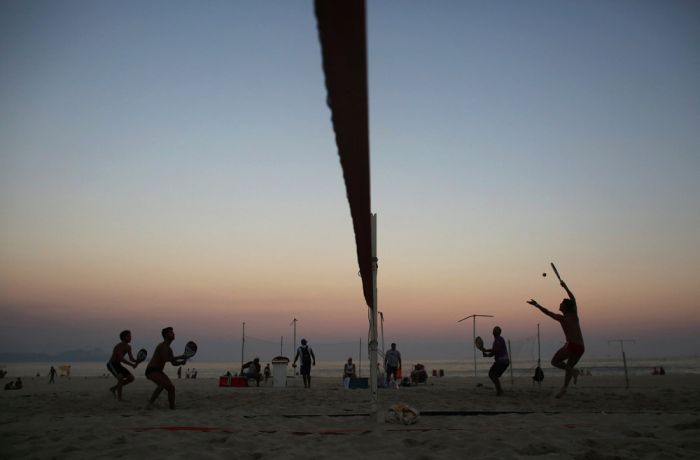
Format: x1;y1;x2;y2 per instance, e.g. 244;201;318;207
241;358;262;386
107;330;138;401
144;327;186;409
292;338;316;389
528;279;584;398
480;326;510;396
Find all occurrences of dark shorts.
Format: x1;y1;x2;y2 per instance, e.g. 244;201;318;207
300;362;311;376
489;360;510;379
145;367;163;379
386;365;398;378
107;361;131;380
566;342;585;356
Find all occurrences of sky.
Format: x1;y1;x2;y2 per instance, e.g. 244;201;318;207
1;1;699;362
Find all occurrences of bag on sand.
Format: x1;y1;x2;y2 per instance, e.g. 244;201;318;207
386;403;419;425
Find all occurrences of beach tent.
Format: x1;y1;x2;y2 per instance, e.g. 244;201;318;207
314;0;380;411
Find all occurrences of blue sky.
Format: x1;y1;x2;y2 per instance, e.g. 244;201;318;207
1;1;698;360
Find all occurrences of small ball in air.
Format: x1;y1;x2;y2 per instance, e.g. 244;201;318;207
542;273;547;277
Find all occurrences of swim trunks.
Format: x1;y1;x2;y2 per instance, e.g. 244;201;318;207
566;342;585;355
145;367;163;378
107;361;131;379
489;360;510;378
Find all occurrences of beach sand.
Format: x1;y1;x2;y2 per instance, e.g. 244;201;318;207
2;373;700;459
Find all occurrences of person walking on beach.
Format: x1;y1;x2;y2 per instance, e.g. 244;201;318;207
343;357;357;389
48;366;57;384
145;327;187;410
107;330;138;401
384;343;402;386
527;278;584;398
292;338;316;389
479;326;510;396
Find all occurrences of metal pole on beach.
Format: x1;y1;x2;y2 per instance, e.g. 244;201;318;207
457;314;494;378
241;322;245;372
379;311;385;356
291;318;297;358
508;339;514;385
609;339;635;388
369;213;379;417
359;337;362;378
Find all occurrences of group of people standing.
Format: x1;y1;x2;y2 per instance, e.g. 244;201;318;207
102;276;585;406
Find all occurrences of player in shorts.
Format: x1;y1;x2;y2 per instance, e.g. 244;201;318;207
528;278;585;398
292;338;316;389
145;327;187;409
107;330;138;401
384;343;402;386
480;326;510;396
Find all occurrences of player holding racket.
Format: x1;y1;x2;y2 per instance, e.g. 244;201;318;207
145;327;187;410
107;330;138;401
479;326;510;396
527;277;584;398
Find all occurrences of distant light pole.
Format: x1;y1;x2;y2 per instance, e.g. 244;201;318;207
609;339;635;388
290;317;298;358
241;322;245;371
458;314;494;377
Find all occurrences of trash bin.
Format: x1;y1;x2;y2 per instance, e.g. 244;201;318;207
271;356;290;388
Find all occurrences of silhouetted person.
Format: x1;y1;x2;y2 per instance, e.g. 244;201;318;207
384;343;402;386
343;357;357;389
292;338;316;388
528;278;584;398
480;326;510;396
241;358;262;386
145;327;186;410
107;330;138;401
177;366;182;379
48;366;57;384
263;364;271;384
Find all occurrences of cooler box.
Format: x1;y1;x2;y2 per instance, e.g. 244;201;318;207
349;377;368;389
218;376;231;387
230;376;248;387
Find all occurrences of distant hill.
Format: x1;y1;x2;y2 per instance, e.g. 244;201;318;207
0;348;109;362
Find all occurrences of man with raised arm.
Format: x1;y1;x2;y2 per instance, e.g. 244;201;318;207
107;330;138;401
527;278;584;398
144;327;186;409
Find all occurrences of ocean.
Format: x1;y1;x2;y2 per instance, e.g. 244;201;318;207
3;356;698;379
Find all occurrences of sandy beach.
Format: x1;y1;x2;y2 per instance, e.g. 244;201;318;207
2;373;700;459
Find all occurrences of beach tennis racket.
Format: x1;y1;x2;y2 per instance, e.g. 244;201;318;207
474;336;484;351
183;341;198;360
136;348;147;363
550;262;562;282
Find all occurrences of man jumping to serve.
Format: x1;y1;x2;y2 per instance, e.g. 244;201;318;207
527;278;584;398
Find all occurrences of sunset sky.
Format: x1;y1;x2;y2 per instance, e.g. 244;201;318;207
1;1;698;361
